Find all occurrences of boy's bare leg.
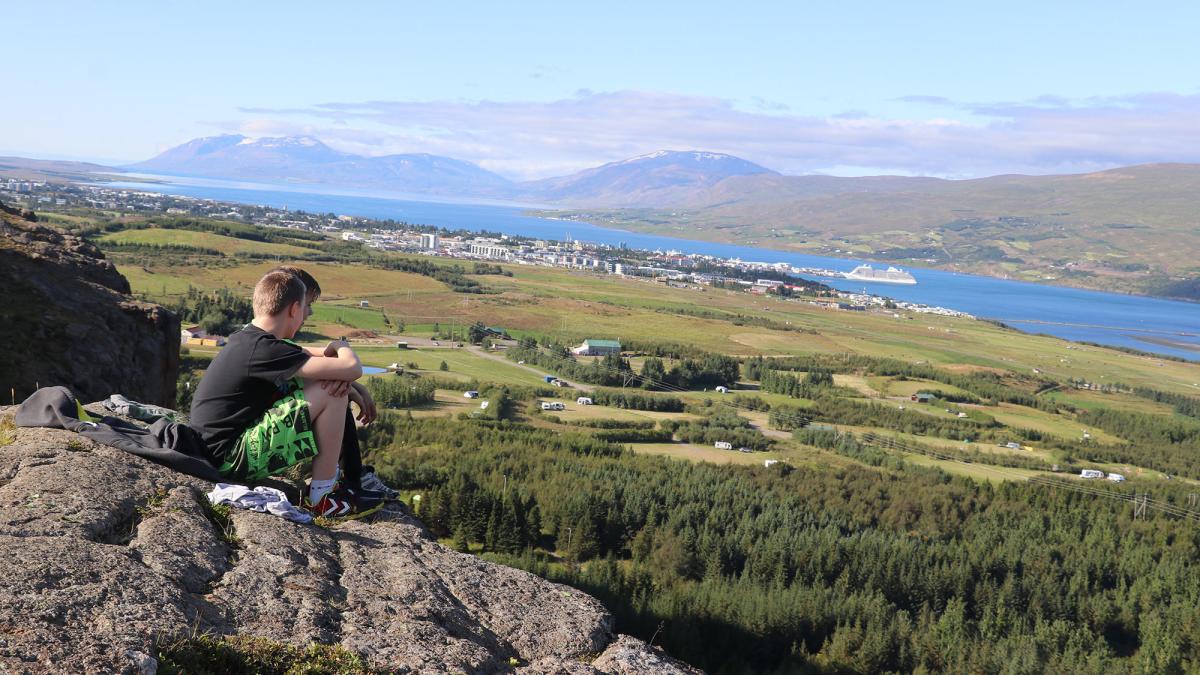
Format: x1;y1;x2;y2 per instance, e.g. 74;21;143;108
302;379;348;482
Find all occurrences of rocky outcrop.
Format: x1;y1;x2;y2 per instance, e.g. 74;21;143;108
0;409;701;674
0;203;179;407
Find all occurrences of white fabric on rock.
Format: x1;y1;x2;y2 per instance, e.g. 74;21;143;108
206;483;312;523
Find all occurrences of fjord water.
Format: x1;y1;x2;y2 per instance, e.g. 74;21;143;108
109;175;1200;360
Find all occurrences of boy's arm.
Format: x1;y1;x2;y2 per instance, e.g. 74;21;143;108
349;381;378;425
296;340;362;382
301;341;353;357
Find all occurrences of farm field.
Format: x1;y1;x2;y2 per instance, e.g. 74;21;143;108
122;260;444;302
538;403;691;424
901;453;1044;483
113;248;1200;398
98;228;317;257
978;402;1126;444
629;442;779;466
353;345;547;386
402;390;477;418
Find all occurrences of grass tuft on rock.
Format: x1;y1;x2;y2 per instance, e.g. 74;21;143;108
158;634;373;675
0;417;15;446
200;500;241;548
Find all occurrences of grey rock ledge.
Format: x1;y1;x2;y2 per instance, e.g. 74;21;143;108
0;411;701;674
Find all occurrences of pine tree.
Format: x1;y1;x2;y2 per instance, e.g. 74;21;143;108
485;500;500;552
453;523;471;553
524;495;542;548
641;357;667;390
496;493;521;553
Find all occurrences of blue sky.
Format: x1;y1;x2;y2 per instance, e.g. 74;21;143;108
5;1;1200;178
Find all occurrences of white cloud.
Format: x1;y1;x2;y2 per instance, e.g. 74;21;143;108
235;89;1200;180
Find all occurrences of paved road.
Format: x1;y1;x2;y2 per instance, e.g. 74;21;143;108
467;346;596;394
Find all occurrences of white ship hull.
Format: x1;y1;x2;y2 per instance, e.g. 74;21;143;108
843;273;917;285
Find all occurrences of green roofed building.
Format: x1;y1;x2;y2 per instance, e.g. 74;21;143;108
572;339;621;356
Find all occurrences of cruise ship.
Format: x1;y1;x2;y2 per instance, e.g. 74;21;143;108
843;264;917;285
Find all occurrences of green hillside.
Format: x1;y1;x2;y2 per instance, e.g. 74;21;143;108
540;163;1200;297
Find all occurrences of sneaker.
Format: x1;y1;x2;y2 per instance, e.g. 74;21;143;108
305;486;385;520
360;465;401;501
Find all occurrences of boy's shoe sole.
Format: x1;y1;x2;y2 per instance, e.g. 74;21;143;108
305;487;386;521
324;500;385;521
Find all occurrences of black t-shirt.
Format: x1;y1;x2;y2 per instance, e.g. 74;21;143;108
190;324;311;463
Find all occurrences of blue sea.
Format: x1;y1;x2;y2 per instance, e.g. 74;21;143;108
106;174;1200;361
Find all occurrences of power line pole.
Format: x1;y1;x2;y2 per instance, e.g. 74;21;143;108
1133;493;1148;520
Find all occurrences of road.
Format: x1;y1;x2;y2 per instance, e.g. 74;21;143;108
466;346;597;393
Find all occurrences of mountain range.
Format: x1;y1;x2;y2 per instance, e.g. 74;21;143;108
131;135;513;194
128;135;778;205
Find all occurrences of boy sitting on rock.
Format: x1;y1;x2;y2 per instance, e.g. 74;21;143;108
190;270;381;518
269;264;400;500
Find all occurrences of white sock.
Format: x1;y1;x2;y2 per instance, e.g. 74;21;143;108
309;477;337;504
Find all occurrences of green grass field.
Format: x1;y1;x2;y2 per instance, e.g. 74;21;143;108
98;228;318;257
352;345;546;386
310;303;392;332
981;402;1126;444
902;454;1043;484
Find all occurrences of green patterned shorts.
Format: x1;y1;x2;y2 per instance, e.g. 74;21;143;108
219;378;318;481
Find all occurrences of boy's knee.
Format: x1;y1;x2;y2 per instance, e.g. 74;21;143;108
302;379;349;410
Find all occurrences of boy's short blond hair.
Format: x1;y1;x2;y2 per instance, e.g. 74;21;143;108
270;265;321;303
252;271;307;317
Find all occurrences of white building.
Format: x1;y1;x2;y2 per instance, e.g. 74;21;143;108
420;233;440;250
572;339;622;356
469;242;511;259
